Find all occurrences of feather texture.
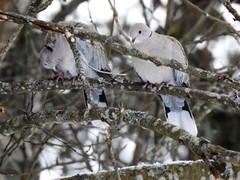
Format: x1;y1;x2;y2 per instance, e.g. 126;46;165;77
129;23;197;136
39;21;111;107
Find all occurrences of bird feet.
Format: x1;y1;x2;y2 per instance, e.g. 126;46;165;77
51;72;79;85
143;81;168;91
51;72;65;82
157;82;168;89
70;75;79;85
217;73;233;82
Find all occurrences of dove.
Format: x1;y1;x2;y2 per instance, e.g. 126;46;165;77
128;23;198;136
39;32;77;81
39;21;111;107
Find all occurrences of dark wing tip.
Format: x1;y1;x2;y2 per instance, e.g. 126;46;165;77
96;69;112;80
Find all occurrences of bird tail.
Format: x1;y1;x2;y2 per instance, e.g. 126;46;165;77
83;88;108;108
161;95;198;136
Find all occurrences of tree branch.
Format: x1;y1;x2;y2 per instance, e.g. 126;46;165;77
107;0;130;42
222;0;240;22
0;78;238;111
1;107;240;166
0;24;23;66
60;160;240;179
0;0;54;66
0;10;239;91
182;0;240;36
52;0;87;22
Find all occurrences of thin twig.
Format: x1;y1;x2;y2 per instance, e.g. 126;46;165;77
0;0;54;67
222;1;240;21
182;0;240;37
180;1;215;43
0;24;23;67
69;124;93;171
36;0;54;13
105;128;121;180
87;1;97;30
25;124;58;180
139;0;151;26
107;0;131;42
42;127;85;157
52;0;87;22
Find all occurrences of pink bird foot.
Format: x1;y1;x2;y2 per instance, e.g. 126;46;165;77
70;75;79;85
143;81;168;91
51;72;65;82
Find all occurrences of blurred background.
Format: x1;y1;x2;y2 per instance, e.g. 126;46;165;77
0;0;240;179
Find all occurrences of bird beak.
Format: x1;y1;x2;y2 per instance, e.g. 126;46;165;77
131;36;137;43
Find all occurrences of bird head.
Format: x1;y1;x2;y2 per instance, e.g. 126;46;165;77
128;23;152;44
39;44;57;71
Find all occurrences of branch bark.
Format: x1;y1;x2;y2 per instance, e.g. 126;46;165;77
1;107;240;166
0;10;239;91
60;160;240;179
0;78;238;111
222;0;240;22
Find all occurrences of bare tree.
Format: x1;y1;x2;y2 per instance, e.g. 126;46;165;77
0;0;240;179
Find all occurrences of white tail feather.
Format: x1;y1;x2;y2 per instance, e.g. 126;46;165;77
167;111;198;136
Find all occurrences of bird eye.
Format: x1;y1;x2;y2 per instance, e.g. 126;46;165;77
138;30;142;34
45;45;53;52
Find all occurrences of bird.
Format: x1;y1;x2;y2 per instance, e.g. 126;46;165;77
39;21;111;107
128;23;198;136
39;29;78;81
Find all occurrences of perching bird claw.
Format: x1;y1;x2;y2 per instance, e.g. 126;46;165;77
52;72;65;82
217;73;233;82
157;82;168;89
143;81;167;91
70;75;79;85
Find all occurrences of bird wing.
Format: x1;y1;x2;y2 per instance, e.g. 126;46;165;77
137;33;190;87
76;38;111;79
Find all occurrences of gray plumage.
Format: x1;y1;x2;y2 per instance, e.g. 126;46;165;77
39;30;78;79
39;21;111;107
74;22;111;80
128;23;197;136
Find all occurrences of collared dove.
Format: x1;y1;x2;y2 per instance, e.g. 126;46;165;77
39;21;111;107
39;29;78;80
128;23;198;136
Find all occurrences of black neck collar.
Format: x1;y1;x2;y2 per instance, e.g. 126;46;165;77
149;31;153;38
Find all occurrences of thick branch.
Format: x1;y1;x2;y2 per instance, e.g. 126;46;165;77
125;108;240;166
0;78;238;111
1;107;240;166
0;10;239;91
61;160;240;179
0;108;99;137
